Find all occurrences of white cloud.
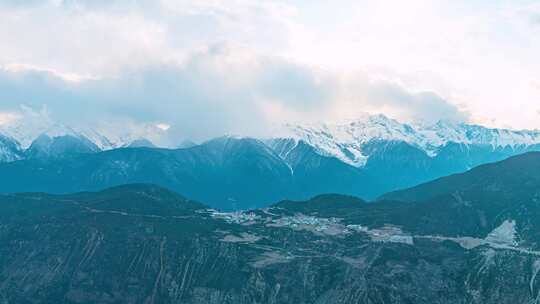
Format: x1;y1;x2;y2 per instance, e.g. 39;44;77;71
0;0;539;133
0;112;20;126
531;79;540;90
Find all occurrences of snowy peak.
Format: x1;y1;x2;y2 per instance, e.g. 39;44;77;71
21;123;102;159
282;114;540;167
40;123;79;138
0;113;171;152
127;138;156;148
0;119;172;162
75;128;116;150
3;112;540;168
0;134;23;162
25;132;100;159
0;119;98;150
416;122;540;151
264;138;299;160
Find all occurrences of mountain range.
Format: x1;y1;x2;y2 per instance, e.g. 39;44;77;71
2;152;540;303
2;114;540;209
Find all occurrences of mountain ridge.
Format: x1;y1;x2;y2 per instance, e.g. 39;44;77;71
380;151;540;202
282;115;540;167
3;114;540;209
2;136;540;210
4;113;540;167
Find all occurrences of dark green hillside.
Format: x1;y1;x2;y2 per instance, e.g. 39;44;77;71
2;174;540;303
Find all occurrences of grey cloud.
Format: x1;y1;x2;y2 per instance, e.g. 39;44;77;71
0;47;331;141
367;82;469;123
256;61;331;108
0;47;468;142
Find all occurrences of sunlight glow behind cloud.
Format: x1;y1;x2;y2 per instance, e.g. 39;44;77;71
156;123;171;131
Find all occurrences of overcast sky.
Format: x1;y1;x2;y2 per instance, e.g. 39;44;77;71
1;0;540;142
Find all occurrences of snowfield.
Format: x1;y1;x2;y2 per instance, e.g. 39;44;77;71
279;114;540;167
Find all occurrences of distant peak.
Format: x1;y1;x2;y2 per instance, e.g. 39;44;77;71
178;139;197;149
280;114;540;167
127;138;156;148
204;135;258;145
42;123;80;138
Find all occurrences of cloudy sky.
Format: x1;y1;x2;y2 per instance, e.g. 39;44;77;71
1;0;540;143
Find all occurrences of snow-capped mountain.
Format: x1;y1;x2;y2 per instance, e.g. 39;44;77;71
0;117;106;150
0;120;167;156
3;114;540;205
0;134;23;162
3;112;540;175
280;114;540;167
24;132;100;159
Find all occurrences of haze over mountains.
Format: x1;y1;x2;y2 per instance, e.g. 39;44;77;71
2;153;540;303
2;113;540;210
